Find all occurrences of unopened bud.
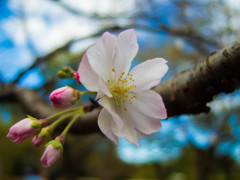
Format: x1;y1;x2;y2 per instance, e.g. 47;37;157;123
49;86;81;108
57;71;67;78
6;118;41;144
73;72;80;83
40;140;62;168
32;127;50;147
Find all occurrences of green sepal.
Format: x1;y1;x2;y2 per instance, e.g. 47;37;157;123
39;128;51;141
31;121;42;129
57;71;67;78
40;128;49;137
64;86;81;105
73;90;80;99
27;115;38;121
72;90;81;105
65;85;72;89
46;140;63;154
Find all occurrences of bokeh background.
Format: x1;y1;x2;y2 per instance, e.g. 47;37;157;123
1;0;240;179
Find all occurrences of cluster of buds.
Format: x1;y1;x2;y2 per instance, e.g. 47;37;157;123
7;115;63;167
6;74;96;167
6;117;62;167
57;67;80;84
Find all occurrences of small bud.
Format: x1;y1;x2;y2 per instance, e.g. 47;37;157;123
57;67;76;79
32;135;45;147
49;87;80;108
73;72;80;83
6;118;41;144
40;140;62;168
32;128;50;147
57;71;67;78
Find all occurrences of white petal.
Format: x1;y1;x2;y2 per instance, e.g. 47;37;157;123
96;91;104;100
98;108;140;146
87;32;117;82
113;29;139;79
111;109;140;146
97;77;112;98
99;98;140;146
133;90;167;119
129;58;168;90
98;97;124;128
78;53;99;91
98;109;118;144
124;102;162;135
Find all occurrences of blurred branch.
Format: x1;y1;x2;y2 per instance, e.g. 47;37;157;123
11;25;124;85
137;0;222;53
135;23;219;54
11;39;73;84
159;24;220;48
52;0;127;19
2;39;240;135
53;0;221;54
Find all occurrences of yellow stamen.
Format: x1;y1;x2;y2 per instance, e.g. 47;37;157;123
108;72;137;107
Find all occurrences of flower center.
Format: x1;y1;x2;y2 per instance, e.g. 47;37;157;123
108;69;136;110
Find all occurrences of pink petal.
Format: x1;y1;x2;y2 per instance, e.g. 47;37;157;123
98;97;124;128
132;90;167;119
87;32;117;82
129;58;168;90
113;29;139;79
98;109;118;144
78;53;99;92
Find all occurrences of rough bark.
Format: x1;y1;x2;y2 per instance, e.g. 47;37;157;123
1;39;240;134
154;39;240;117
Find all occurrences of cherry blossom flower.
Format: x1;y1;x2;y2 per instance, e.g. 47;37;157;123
49;86;80;108
6;118;41;144
78;29;168;146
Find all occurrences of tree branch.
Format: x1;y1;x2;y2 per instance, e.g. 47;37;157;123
154;39;240;116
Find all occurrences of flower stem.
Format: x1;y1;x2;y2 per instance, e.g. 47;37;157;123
80;91;97;97
47;107;82;122
48;111;79;132
60;107;85;139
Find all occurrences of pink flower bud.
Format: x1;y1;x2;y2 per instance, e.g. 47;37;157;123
32;127;50;147
6;118;41;144
49;87;80;108
32;135;45;147
73;72;80;83
40;143;61;168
